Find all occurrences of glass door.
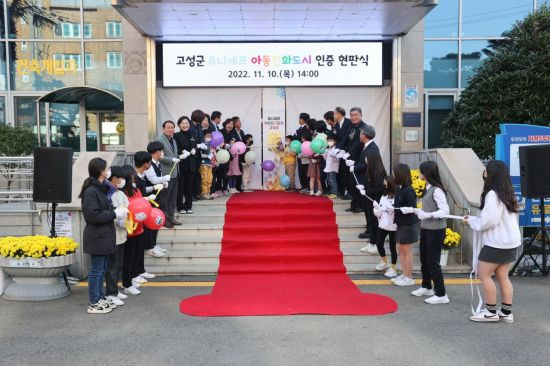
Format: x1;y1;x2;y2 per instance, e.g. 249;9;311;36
99;112;124;151
424;93;457;149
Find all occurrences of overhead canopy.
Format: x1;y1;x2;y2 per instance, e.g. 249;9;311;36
37;86;124;111
113;0;437;41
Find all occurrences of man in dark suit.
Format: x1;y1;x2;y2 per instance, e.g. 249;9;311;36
292;112;310;141
210;111;222;132
340;107;366;212
347;125;380;238
333;107;352;199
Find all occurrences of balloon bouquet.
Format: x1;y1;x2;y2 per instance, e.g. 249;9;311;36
125;192;166;235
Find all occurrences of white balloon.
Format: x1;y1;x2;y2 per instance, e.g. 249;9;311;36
216;149;230;164
244;150;257;164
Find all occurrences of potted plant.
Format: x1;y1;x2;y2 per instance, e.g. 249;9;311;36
0;235;79;301
441;228;461;266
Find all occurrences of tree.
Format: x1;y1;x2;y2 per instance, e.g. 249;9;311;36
441;5;550;159
0;125;37;190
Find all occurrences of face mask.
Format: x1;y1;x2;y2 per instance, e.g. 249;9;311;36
117;179;126;189
105;169;111;179
327;141;334;147
205;138;211;143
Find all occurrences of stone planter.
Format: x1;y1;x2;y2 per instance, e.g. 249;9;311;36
0;253;75;301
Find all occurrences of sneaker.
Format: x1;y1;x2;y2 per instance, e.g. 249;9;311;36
146;248;166;258
229;188;238;194
315;190;322;196
133;276;147;285
100;297;116;310
140;272;156;279
360;244;371;252
366;245;379;255
394;276;415;286
411;287;434;297
384;267;397;278
154;245;168;253
223;190;230;196
309;190;314;196
498;310;514;323
202;194;211;200
391;274;404;283
425;295;450;305
186;209;194;214
178;209;187;214
132;281;141;288
469;309;500;322
87;302;112;314
117;292;128;300
123;286;141;295
107;295;125;306
375;261;391;271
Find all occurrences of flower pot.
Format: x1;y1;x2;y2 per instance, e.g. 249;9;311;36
440;250;449;267
0;253;75;301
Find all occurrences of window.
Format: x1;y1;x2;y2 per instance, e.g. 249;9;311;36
424;0;459;38
424;41;458;88
461;40;491;88
84;23;92;38
85;54;94;70
462;0;532;37
107;52;122;69
53;53;82;70
58;22;80;38
106;21;122;38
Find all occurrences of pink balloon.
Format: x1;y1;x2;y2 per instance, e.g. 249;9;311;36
301;141;313;156
231;141;246;155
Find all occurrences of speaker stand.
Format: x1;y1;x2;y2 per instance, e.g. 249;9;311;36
49;202;58;238
511;198;549;276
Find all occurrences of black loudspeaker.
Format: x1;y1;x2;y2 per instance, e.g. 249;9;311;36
33;147;73;203
519;144;550;198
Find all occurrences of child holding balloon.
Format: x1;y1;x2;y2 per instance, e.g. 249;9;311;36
227;139;242;194
199;130;214;200
242;134;255;192
284;135;297;191
307;152;322;196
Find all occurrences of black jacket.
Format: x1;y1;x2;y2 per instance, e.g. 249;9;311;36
222;128;234;144
336;118;352;149
81;178;116;256
341;121;366;160
174;130;198;173
393;185;420;226
232;129;246;142
293;125;308;141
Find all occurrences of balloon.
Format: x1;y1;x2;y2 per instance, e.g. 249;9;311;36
311;138;327;154
261;160;275;172
144;208;165;230
290;140;301;154
301;141;313;156
279;174;290;188
244;150;257;164
231;141;246;155
316;133;327;143
211;131;224;148
216;149;230;164
128;197;152;222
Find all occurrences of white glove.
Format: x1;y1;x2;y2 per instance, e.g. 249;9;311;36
145;194;156;201
385;203;395;212
162;175;171;182
333;148;340;154
400;207;415;214
171;158;180;163
191;148;196;155
114;207;128;219
208;153;213;159
349;166;354;172
163;181;169;188
153;183;163;191
225;144;231;149
415;208;432;220
356;184;364;190
343;153;350;159
345;159;355;167
431;211;446;219
197;143;207;150
359;189;366;196
179;150;190;159
373;200;380;209
336;151;346;159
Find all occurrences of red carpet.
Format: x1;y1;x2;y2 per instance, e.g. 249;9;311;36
180;191;398;316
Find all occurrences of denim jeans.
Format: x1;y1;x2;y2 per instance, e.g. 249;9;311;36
228;176;236;189
88;255;109;304
327;172;339;195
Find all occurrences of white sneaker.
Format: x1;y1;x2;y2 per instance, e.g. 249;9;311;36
469;309;500;322
360;244;371;253
178;209;187;214
146;248;166;258
498;310;514;323
140;272;156;279
123;286;141;295
424;295;450;305
117;292;128;300
315;190;322;196
100;297;116;309
155;245;168;253
391;274;404;283
132;281;141;288
366;244;379;255
133;276;147;284
411;287;435;297
229;188;238;194
309;190;314;196
87;302;112;314
394;276;415;286
107;295;125;306
384;267;397;278
375;261;391;271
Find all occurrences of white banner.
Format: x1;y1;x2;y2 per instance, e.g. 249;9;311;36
163;42;383;87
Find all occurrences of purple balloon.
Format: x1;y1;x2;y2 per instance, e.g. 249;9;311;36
211;131;224;148
261;160;275;172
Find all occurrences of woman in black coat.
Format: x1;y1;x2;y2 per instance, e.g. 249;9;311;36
174;116;198;213
79;157;128;314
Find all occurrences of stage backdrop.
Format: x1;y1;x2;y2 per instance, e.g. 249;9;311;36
156;87;264;189
285;87;391;171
